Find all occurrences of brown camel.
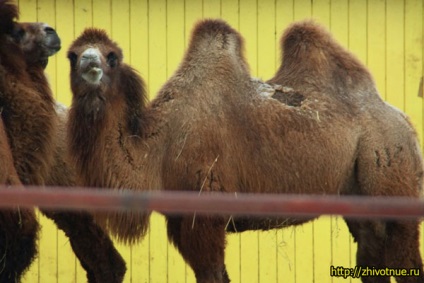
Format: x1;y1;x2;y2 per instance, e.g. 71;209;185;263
0;1;125;282
0;117;39;282
67;20;423;283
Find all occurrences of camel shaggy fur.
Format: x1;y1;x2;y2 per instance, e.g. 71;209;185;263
0;119;21;186
67;20;423;283
0;1;125;282
0;117;39;282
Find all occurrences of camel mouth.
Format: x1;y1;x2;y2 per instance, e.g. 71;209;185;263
82;67;103;85
79;47;103;85
43;31;61;56
44;42;61;55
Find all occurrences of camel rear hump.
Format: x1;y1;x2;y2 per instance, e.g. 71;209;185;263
270;20;376;103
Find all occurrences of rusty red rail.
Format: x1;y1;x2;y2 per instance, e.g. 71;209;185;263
0;186;423;219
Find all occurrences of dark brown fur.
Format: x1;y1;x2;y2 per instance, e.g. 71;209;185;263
0;118;39;283
0;1;125;282
67;20;423;283
0;118;20;186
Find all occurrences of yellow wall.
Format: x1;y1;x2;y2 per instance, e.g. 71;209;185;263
16;0;424;282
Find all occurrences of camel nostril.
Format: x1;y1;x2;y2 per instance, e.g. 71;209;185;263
81;48;101;63
44;26;56;34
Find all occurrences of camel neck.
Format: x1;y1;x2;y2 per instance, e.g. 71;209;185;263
0;66;57;185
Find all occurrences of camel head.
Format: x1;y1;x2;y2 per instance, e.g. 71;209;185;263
0;0;61;69
67;29;124;91
13;23;61;69
67;28;146;135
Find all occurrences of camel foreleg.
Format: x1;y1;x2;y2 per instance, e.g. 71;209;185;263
41;210;126;283
167;215;230;283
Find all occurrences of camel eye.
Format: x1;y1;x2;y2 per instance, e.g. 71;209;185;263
11;27;26;42
68;52;78;68
107;52;118;68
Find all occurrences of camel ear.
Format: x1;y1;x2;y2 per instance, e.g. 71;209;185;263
0;0;19;35
120;65;147;136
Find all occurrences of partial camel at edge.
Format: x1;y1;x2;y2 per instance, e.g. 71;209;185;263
0;1;125;282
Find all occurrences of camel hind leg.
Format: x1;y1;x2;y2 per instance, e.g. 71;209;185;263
384;220;423;283
349;140;424;282
167;215;230;283
344;219;423;283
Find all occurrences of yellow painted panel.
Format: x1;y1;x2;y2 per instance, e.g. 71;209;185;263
259;230;278;283
131;229;150;283
239;0;258;75
74;0;93;36
312;0;330;27
275;0;294;68
55;0;74;106
404;0;423;147
277;227;296;283
148;213;168;283
185;0;203;46
38;213;59;282
226;233;241;283
93;0;111;33
240;231;259;283
221;0;239;30
313;217;332;283
112;0;130;60
330;0;348;49
386;0;405;110
367;0;386;98
148;0;167;98
257;0;277;78
18;0;37;21
331;217;353;281
203;0;220;19
294;0;312;21
129;0;149;96
166;0;185;77
57;227;80;283
348;0;367;63
36;0;58;99
295;223;314;282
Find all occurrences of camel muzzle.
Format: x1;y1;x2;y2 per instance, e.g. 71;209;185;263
80;48;103;84
42;24;61;56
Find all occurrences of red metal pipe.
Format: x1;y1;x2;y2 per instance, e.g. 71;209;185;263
0;186;423;219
